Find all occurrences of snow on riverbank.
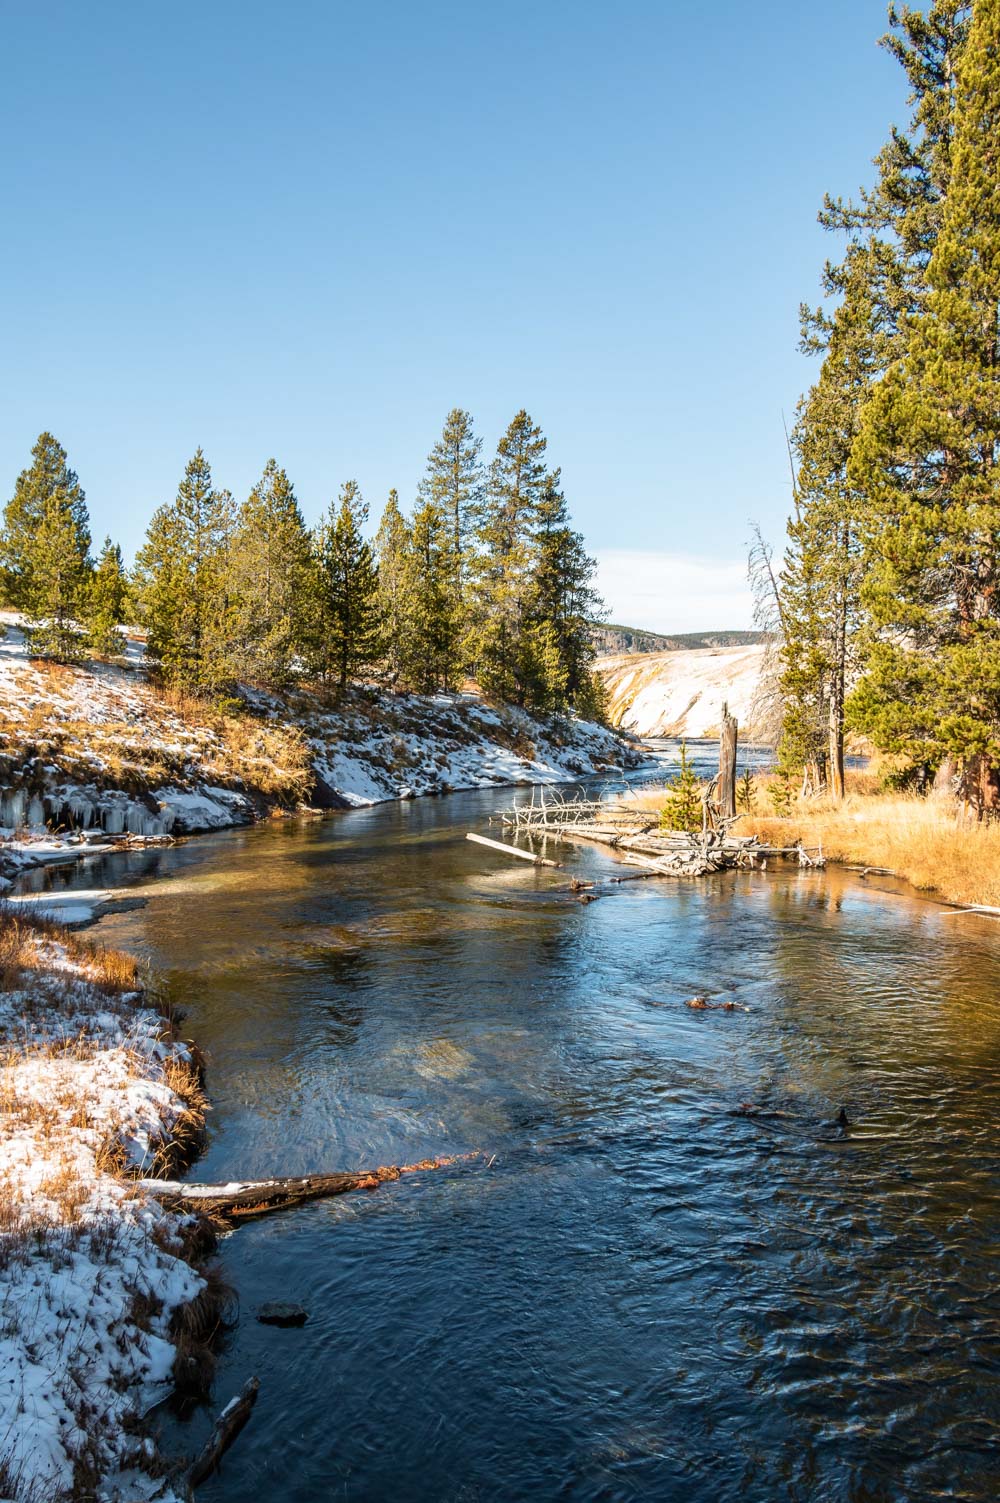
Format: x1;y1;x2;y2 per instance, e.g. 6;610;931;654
0;615;639;867
306;691;635;807
0;916;206;1501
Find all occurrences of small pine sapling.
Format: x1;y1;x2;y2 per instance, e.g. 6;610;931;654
736;767;758;814
659;742;704;831
768;772;795;817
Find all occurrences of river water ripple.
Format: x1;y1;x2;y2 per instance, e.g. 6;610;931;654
61;763;1000;1502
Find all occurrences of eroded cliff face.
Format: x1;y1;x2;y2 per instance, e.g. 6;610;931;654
595;644;769;738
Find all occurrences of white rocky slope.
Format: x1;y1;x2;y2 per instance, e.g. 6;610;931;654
595;644;769;738
0;619;639;871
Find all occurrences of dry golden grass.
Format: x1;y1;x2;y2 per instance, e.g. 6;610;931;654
0;909;141;997
623;772;1000;908
741;788;1000;907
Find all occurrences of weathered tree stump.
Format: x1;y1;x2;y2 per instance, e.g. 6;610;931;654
718;703;738;820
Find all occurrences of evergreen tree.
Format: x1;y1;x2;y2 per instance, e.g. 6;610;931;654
660;744;704;832
316;480;381;691
779;1;971;795
848;0;1000;814
418;408;484;574
468;410;549;703
24;492;93;659
404;500;462;692
526;473;604;712
1;433;90;612
133;449;235;688
374;489;412;686
88;538;128;656
780;248;884;797
224;459;317;689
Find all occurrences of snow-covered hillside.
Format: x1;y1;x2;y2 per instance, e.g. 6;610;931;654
0;618;639;867
595;644;769;738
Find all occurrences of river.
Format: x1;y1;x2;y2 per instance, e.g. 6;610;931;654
44;749;1000;1502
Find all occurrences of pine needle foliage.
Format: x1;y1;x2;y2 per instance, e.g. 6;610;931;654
87;538;128;657
133;449;234;689
659;743;704;832
315;481;381;691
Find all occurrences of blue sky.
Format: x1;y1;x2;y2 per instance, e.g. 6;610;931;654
0;1;908;631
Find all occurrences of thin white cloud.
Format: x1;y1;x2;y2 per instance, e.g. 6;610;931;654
594;550;754;635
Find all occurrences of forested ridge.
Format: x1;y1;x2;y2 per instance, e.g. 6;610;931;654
0;408;607;720
774;0;1000;815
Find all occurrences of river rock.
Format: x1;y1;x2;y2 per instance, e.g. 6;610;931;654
257;1301;309;1327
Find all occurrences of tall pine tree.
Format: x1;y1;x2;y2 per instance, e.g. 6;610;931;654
1;433;91;613
133;449;235;688
374;489;412;686
405;500;462;692
418;408;484;575
526;472;604;713
223;459;317;689
468;409;548;703
315;480;381;691
780;1;971;795
88;537;128;657
848;0;1000;813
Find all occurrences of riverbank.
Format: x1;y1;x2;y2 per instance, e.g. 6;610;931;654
0;617;640;861
740;785;1000;909
627;773;1000;909
0;908;214;1502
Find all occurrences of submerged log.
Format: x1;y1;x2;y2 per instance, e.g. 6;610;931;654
466;831;562;867
139;1154;479;1224
189;1375;260;1488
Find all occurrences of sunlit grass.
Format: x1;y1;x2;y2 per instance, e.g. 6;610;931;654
621;773;1000;908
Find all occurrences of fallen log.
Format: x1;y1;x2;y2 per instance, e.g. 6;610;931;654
189;1375;260;1488
466;831;562;867
138;1153;479;1224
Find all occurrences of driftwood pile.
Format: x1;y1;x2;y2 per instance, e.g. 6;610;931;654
498;791;824;878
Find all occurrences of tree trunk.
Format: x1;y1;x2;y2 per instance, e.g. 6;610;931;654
931;756;958;799
718;704;738;819
828;681;845;801
959;754;1000;821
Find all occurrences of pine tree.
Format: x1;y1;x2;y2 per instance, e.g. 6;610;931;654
24;493;93;659
526;472;604;713
374;489;412;686
660;744;704;832
133;449;235;688
87;538;128;657
316;480;381;691
468;410;549;703
779;1;971;796
405;500;462;692
223;459;317;689
848;0;1000;814
418;408;484;574
1;433;91;613
780;249;882;797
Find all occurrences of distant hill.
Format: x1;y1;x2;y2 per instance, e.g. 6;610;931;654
591;622;767;656
595;641;771;738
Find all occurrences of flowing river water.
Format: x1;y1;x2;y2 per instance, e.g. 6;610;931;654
39;748;1000;1502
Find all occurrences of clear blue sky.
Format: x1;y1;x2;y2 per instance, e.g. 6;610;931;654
0;1;907;631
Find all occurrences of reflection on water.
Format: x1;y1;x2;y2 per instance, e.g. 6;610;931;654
59;767;1000;1502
